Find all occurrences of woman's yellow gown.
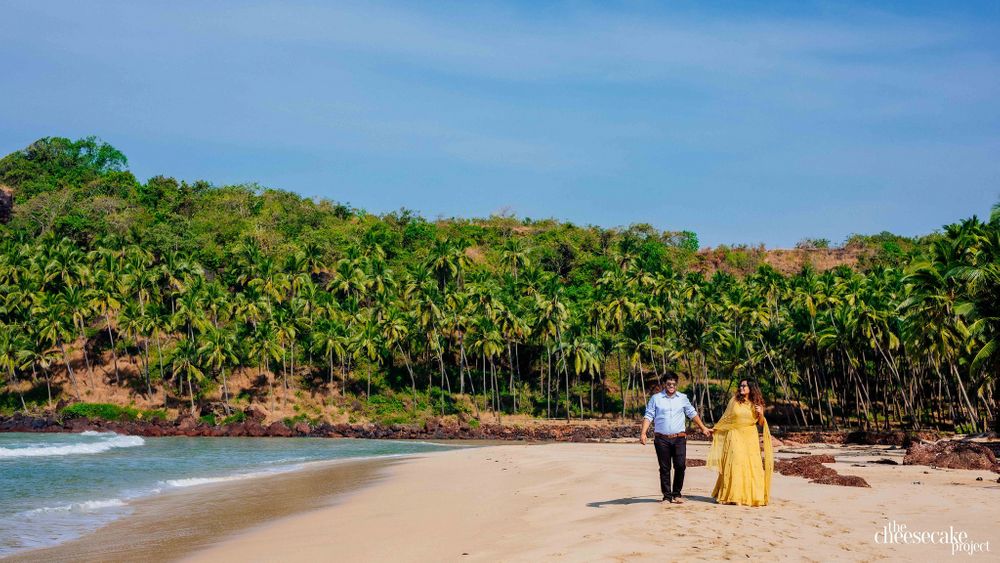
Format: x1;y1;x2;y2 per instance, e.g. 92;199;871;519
706;398;773;507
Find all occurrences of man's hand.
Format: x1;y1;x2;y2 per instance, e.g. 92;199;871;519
639;433;648;446
703;427;714;436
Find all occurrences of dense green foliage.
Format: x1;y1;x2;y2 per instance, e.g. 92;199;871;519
1;137;997;431
60;402;166;422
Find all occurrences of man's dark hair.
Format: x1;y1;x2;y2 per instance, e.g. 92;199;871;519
663;372;679;383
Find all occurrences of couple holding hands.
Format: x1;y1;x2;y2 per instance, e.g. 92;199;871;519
640;373;773;507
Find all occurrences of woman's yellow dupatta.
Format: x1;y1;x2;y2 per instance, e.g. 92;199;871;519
706;398;774;503
761;417;773;503
706;398;739;471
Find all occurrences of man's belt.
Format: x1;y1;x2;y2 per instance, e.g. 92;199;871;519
655;432;686;438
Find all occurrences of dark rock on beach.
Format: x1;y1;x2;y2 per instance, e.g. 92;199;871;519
774;454;870;487
844;430;938;447
813;474;872;487
903;440;1000;473
871;458;899;465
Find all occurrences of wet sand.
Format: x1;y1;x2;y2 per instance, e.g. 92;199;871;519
6;457;398;563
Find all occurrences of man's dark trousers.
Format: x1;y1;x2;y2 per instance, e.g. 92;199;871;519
653;434;686;500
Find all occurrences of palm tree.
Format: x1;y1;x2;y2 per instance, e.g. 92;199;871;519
380;306;417;404
0;324;27;409
32;294;81;400
559;333;602;418
352;311;382;399
90;273;124;384
313;315;349;396
500;238;529;281
199;326;239;415
171;337;204;412
58;285;96;388
249;320;283;413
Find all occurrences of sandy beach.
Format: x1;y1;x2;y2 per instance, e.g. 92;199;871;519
179;441;998;562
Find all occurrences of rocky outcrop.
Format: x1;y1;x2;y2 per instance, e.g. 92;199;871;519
0;185;12;224
0;413;646;442
903;440;1000;473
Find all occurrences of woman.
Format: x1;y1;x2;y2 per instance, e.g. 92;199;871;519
706;379;773;506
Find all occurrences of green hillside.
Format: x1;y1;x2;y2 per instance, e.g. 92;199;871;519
1;136;997;431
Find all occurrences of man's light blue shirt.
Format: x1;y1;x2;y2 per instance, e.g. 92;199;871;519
644;391;698;435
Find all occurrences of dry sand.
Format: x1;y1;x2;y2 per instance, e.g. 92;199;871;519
185;442;999;562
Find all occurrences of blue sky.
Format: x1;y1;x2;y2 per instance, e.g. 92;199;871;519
2;1;999;247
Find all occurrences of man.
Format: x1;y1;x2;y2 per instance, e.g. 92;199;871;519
640;373;713;504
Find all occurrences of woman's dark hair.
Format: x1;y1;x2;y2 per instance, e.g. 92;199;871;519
735;379;765;407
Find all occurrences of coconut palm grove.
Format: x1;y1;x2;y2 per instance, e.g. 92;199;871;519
0;136;997;432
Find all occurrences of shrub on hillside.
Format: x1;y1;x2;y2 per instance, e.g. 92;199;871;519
61;402;166;422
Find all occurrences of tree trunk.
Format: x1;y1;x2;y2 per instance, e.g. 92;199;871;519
143;337;152;398
507;343;516;413
545;347;551;418
220;368;231;415
281;351;289;406
458;337;466;395
617;350;625;420
60;340;82;399
105;313;120;384
80;328;94;388
155;333;167;410
16;366;28;410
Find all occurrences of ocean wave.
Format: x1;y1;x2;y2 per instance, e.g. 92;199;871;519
0;434;145;458
260;456;310;465
384;439;464;448
25;498;127;515
163;466;300;488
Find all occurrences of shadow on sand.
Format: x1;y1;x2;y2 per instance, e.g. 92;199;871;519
587;494;716;508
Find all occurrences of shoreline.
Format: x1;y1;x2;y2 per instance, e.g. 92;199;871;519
4;456;404;563
1;413;962;446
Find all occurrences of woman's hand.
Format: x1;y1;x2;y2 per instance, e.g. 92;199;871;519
754;404;765;421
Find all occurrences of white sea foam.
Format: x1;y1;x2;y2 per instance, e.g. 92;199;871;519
260;456;309;465
25;498;127;515
0;434;145;458
77;499;127;511
163;467;298;488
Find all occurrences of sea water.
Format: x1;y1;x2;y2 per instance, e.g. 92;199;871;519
0;431;456;556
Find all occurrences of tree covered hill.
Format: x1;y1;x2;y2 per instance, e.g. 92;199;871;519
0;137;908;278
0;136;997;432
